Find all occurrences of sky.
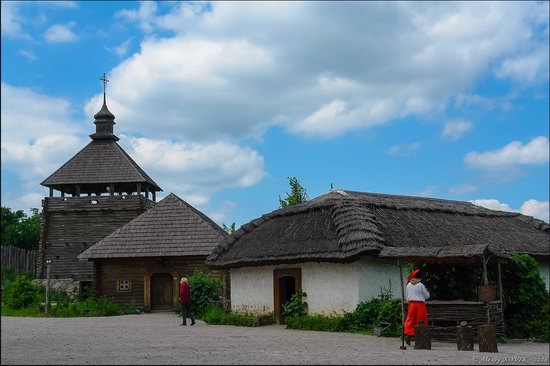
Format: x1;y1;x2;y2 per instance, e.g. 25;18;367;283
1;1;549;225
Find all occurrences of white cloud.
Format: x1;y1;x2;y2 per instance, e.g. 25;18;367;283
385;142;422;157
93;2;549;139
465;137;549;168
17;49;36;60
470;199;514;212
471;198;549;223
105;38;132;57
0;83;85;180
1;2;31;39
442;120;472;140
44;22;77;43
496;44;550;84
520;199;549;223
115;1;158;33
1;82;267;212
207;201;238;223
123;137;266;204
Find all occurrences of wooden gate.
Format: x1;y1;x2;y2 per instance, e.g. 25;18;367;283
150;273;173;311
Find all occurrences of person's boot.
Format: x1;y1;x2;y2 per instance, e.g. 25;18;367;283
190;319;195;326
181;319;186;326
405;335;411;345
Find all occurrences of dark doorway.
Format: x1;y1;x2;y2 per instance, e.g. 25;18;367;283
273;268;301;324
151;273;173;311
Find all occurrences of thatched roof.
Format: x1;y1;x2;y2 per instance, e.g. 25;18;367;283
206;190;549;268
78;193;227;260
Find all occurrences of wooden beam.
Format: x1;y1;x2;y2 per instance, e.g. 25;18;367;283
152;191;156;202
49;187;53;197
136;183;141;196
110;184;115;196
75;185;81;197
497;260;503;304
398;259;407;349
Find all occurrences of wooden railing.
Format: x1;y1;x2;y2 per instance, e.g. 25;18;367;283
1;246;37;275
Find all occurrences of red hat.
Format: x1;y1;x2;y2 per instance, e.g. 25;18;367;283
406;269;421;285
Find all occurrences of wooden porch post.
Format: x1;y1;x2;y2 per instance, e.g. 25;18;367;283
497;260;503;304
49;187;53;197
398;259;407;350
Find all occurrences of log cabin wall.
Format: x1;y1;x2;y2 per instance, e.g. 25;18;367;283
37;195;153;282
95;257;227;311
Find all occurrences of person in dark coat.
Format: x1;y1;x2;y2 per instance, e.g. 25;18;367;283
179;277;195;326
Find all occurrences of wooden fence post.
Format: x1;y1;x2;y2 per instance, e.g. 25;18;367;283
456;326;474;351
414;324;431;350
479;324;498;353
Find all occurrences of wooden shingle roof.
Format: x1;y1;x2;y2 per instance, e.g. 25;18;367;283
41;139;161;190
206;190;549;268
78;193;228;259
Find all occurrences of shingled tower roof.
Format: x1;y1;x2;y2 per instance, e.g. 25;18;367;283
41;76;161;195
78;193;228;259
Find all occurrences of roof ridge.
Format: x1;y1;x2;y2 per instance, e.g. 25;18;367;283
168;193;228;238
113;142;161;190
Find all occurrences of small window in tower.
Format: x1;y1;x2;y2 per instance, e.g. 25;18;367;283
65;242;70;247
117;279;131;292
90;200;98;205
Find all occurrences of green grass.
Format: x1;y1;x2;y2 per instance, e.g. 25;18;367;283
201;306;258;327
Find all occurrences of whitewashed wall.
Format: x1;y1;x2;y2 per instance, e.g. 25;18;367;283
301;262;359;314
230;258;404;315
230;266;274;314
538;258;550;291
357;257;405;301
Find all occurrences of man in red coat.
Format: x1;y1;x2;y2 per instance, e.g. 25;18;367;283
179;277;195;326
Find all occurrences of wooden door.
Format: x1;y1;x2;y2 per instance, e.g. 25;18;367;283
151;273;173;311
273;268;302;324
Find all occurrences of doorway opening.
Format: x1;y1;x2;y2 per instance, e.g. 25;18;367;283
150;273;173;311
273;268;302;324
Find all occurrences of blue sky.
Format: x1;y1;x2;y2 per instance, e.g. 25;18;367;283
1;1;549;225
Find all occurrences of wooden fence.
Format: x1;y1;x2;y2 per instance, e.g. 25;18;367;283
1;246;37;275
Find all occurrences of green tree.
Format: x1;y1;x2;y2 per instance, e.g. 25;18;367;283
222;222;237;234
1;207;41;250
279;177;309;208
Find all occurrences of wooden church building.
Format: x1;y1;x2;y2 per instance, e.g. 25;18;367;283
37;77;163;286
78;193;228;311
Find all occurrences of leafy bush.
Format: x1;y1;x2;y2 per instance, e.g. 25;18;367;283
201;305;257;327
286;314;343;332
121;299;141;315
502;254;549;342
286;289;402;337
88;296;119;316
188;271;222;317
282;290;308;320
4;274;39;309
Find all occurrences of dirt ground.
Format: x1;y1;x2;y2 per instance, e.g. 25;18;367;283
1;313;548;365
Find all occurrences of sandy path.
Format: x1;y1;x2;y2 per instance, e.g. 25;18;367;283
1;314;548;365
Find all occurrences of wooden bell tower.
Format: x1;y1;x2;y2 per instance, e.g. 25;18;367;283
37;75;162;283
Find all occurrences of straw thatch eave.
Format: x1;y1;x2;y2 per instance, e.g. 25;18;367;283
206;190;549;268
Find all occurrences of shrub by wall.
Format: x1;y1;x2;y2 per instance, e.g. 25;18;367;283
188;271;222;317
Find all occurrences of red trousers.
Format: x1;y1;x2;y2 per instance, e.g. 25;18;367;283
404;301;428;336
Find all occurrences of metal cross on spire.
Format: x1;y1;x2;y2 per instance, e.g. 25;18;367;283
100;73;109;104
